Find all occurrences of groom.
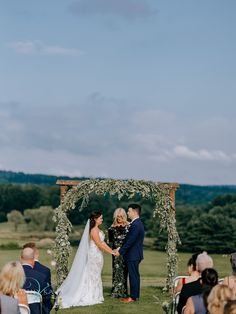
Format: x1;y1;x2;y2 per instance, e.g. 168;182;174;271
115;203;145;303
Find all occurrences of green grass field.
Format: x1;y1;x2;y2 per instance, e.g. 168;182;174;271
0;222;233;313
0;248;232;314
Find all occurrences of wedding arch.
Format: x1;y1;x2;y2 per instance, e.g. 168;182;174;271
53;178;180;289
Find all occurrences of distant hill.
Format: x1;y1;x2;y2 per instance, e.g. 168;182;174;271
0;170;236;205
0;170;87;185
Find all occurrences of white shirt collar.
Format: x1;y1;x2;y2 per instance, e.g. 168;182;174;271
22;263;33;268
131;217;139;223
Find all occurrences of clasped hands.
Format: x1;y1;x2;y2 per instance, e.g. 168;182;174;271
112;248;120;256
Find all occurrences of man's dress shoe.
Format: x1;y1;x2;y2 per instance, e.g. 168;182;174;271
120;297;136;303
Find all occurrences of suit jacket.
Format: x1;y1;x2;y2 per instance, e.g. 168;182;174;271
34;261;51;285
177;278;202;314
0;294;20;314
119;218;144;261
22;264;49;314
34;261;53;313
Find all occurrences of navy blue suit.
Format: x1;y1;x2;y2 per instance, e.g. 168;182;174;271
119;218;144;300
22;264;51;314
34;261;53;313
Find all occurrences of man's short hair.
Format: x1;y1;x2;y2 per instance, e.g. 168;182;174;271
21;247;35;260
196;251;213;273
128;203;141;215
23;242;36;250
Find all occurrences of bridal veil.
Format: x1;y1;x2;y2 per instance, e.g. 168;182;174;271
56;219;90;308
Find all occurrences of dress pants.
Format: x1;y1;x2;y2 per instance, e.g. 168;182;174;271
126;260;140;300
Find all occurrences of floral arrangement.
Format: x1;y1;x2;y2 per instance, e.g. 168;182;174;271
53;178;180;289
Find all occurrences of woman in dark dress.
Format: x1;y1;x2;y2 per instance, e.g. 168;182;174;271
108;208;129;298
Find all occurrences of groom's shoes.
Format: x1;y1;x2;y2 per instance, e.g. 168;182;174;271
120;297;136;303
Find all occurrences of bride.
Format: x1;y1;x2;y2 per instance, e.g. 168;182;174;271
56;211;114;308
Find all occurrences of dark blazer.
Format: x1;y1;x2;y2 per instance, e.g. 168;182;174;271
177;278;202;314
119;218;144;261
34;261;51;287
22;264;49;314
34;261;53;313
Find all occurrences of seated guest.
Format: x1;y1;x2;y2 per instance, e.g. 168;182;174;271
175;253;200;293
208;284;236;314
184;268;218;314
177;251;213;313
223;253;236;294
21;247;50;314
0;295;20;314
0;260;28;314
224;300;236;314
23;242;53;311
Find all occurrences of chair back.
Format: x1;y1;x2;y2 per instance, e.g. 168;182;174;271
172;276;189;293
26;291;42;304
19;304;31;314
26;290;42;314
170;291;181;314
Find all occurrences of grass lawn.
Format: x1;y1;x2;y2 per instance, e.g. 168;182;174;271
59;286;168;314
0;222;233;313
0;248;232;313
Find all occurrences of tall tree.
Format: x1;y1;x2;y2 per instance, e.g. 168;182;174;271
7;210;24;231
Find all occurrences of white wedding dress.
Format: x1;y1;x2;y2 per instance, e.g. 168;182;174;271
56;220;104;308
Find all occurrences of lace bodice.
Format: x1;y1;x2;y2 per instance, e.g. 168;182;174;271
88;230;104;265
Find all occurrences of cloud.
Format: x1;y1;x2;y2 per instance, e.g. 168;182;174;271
173;145;232;162
1;97;235;164
7;40;82;56
68;0;157;20
1;96;236;184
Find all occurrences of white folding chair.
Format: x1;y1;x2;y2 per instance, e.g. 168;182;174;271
171;276;189;314
26;291;42;314
26;290;42;304
172;276;189;293
171;291;180;314
19;304;31;314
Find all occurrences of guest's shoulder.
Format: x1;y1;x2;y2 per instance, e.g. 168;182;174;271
35;261;50;273
32;267;47;281
0;294;18;306
184;278;201;288
181;278;201;296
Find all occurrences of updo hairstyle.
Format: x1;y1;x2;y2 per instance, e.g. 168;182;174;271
89;211;102;232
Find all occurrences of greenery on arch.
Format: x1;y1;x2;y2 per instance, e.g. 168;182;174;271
53;179;180;289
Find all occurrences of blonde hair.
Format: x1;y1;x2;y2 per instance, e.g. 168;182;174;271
0;261;25;296
224;301;236;314
208;284;236;314
112;208;128;227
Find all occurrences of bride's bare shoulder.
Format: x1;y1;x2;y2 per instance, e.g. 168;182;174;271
90;227;99;239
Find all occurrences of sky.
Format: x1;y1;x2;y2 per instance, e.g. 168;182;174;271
0;0;236;185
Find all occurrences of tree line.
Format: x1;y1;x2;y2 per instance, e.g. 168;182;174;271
0;184;60;222
0;181;236;253
155;193;236;253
